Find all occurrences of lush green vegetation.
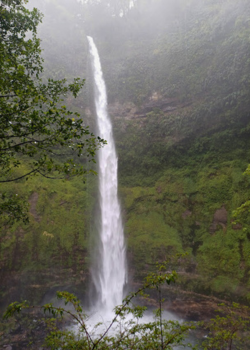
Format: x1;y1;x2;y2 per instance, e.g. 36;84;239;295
1;0;250;327
119;159;250;299
105;0;250;302
0;156;99;310
0;0;99;311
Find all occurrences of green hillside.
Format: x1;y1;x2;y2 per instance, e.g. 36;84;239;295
1;0;250;312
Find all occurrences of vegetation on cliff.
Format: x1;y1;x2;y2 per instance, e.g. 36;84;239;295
1;0;250;348
1;0;250;316
103;0;250;302
0;0;100;310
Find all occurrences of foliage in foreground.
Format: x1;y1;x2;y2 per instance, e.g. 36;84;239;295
3;264;194;350
3;263;250;350
201;303;250;350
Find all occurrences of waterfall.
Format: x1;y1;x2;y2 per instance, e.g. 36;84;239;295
87;36;127;311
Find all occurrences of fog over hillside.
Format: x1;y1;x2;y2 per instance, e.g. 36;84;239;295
1;1;250;348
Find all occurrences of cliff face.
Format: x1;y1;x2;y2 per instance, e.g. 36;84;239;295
0;175;95;313
1;0;250;313
100;0;250;302
105;94;250;303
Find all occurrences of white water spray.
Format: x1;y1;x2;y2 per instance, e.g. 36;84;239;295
87;36;127;311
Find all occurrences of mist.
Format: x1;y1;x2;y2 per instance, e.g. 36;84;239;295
2;0;250;347
26;0;250;108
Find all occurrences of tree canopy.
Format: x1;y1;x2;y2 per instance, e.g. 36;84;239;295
0;0;104;223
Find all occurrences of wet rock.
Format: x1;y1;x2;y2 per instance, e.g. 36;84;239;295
156;186;162;193
210;205;227;233
3;346;12;350
182;210;192;219
28;192;40;222
10;324;21;335
166;296;219;321
141;97;178;114
232;223;242;230
149;91;162;101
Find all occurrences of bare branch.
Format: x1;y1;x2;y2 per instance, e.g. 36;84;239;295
0;168;38;182
36;169;63;180
0;95;17;98
0;139;46;151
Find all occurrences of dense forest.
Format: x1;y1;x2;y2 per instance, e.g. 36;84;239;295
1;0;250;348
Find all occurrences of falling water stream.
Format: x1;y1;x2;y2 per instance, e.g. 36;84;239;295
86;38;189;349
87;36;127;312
